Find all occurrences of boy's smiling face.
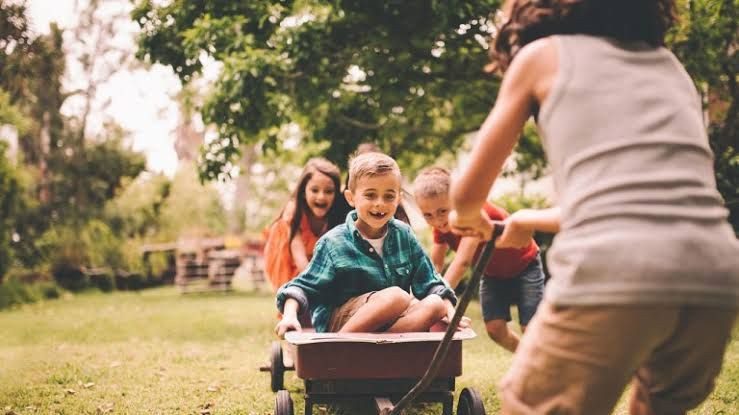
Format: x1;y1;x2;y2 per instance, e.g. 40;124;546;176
345;172;401;239
416;194;451;233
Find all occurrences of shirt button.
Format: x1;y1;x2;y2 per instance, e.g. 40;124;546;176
369;248;374;252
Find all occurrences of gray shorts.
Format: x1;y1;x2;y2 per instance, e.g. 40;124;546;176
479;254;545;326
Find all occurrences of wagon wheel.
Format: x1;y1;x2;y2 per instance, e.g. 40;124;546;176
457;388;486;415
270;341;285;392
275;390;294;415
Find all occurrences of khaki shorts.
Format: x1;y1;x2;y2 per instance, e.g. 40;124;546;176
501;301;737;415
327;292;375;332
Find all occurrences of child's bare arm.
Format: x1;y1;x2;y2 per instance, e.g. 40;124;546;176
289;230;309;272
442;237;479;289
496;207;560;249
510;207;561;233
451;38;557;235
275;298;302;338
430;243;448;273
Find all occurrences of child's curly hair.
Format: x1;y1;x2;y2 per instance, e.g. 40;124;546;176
490;0;677;72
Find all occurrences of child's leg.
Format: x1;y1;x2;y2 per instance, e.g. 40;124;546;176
386;295;448;332
485;319;520;352
516;254;546;334
627;307;736;415
337;287;411;332
480;277;519;352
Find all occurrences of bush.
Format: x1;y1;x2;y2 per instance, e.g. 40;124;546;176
88;270;115;292
38;281;61;299
114;271;144;291
0;279;63;310
52;261;89;292
127;273;145;290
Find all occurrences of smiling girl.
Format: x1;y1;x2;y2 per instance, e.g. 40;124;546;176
264;158;344;292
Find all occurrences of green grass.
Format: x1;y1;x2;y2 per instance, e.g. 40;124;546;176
0;287;736;414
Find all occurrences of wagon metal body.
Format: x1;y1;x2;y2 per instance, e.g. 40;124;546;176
267;328;485;415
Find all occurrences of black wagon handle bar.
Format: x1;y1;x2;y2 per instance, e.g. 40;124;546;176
385;222;505;415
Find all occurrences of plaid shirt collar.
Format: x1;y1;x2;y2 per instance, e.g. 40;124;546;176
346;209;398;243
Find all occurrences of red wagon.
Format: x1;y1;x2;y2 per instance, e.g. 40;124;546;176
271;329;485;415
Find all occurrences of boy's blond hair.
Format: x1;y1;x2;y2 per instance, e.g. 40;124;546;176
347;152;401;191
413;166;451;199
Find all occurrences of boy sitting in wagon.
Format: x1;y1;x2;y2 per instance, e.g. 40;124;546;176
275;152;465;336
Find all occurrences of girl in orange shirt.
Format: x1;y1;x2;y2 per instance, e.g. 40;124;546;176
264;158;344;292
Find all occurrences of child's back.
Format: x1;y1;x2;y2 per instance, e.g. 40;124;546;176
539;34;738;307
449;3;738;410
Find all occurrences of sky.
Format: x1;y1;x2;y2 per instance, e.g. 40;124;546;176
27;0;182;176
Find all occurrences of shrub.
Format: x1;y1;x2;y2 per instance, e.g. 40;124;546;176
38;281;61;299
52;261;89;292
114;271;145;291
88;270;115;292
0;278;63;310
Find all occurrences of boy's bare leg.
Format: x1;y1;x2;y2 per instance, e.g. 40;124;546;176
387;295;447;332
339;287;411;332
485;319;520;352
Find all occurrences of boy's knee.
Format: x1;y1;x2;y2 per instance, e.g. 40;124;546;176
486;319;509;341
377;287;412;311
422;294;447;318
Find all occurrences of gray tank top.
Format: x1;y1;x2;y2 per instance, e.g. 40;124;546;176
538;35;738;308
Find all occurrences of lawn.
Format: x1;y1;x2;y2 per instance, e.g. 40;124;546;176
1;287;737;414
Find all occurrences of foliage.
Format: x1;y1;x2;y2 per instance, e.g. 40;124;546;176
500;122;548;193
133;0;503;180
51;261;89;292
492;192;551;214
2;2;149;276
88;271;115;293
0;278;61;310
157;164;228;239
44;134;147;225
0;142;24;280
36;220;136;291
105;173;171;239
0;88;30;133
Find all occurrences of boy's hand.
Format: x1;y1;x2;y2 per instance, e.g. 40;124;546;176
275;315;302;339
441;299;471;330
449;209;495;240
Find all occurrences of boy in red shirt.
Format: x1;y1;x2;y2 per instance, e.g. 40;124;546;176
413;166;544;352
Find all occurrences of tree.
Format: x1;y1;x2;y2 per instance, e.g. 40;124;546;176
134;0;738;233
133;0;502;180
0;141;24;279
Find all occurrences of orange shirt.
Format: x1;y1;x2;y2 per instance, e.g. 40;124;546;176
264;213;321;292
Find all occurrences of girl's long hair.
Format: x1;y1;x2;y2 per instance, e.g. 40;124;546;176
286;158;344;242
490;0;676;72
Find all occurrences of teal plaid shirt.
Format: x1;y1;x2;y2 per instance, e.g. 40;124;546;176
276;211;456;332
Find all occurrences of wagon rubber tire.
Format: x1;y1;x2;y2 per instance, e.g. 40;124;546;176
275;390;294;415
457;387;486;415
270;341;284;392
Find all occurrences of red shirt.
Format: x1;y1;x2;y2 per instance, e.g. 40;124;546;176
433;203;539;280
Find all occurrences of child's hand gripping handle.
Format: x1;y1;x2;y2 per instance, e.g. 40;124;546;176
386;223;505;415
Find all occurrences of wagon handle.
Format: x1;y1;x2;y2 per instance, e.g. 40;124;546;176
385;223;505;415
